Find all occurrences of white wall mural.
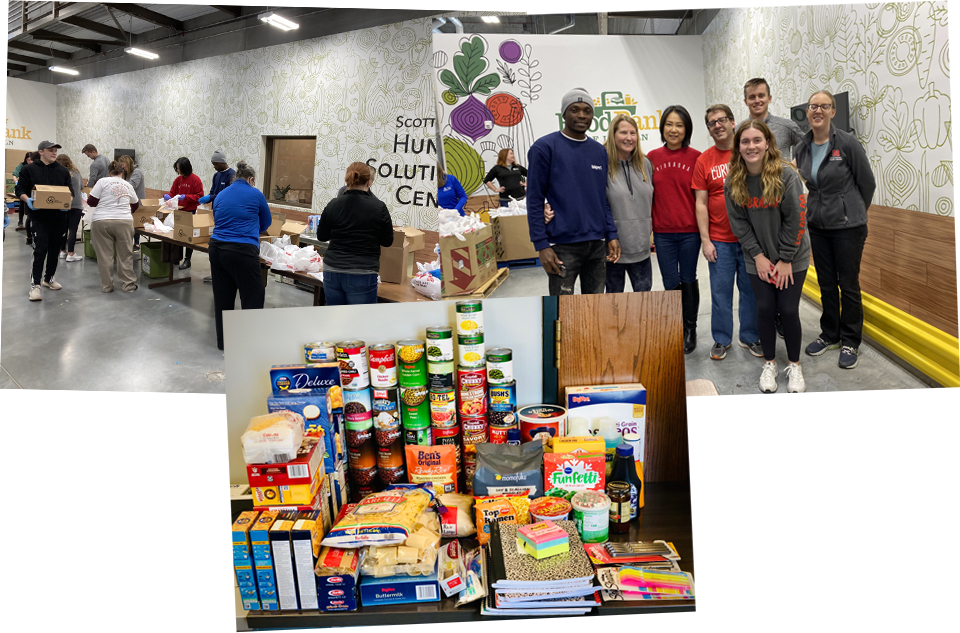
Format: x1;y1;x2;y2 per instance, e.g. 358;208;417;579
702;2;952;216
431;33;706;197
56;18;438;230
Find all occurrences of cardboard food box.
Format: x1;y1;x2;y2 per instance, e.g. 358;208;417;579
380;226;426;284
173;210;214;244
462;194;500;224
292;510;325;610
233;511;261;611
269;511;301;610
359;560;440;606
132;199;165;227
247;437;323;488
281;221;308;246
31;185;72;210
565;383;647;466
493;214;538;262
261;212;287;239
439;223;497;297
268;363;340;396
250;511;280;611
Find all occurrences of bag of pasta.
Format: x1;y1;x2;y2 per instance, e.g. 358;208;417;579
322;484;435;548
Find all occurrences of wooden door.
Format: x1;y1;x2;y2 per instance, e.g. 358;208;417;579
556;292;689;482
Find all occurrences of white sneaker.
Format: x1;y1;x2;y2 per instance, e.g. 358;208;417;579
785;363;806;393
42;278;62;290
759;361;778;393
59;251;67;259
66;253;83;262
29;285;42;301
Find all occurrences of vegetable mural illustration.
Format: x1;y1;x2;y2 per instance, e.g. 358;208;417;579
440;36;502;142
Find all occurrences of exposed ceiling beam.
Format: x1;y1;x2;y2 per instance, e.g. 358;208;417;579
609;11;693;20
31;31;105;54
9;1;92;38
9;63;28;73
211;5;243;18
8;52;49;66
8;41;72;61
61;15;128;42
101;3;185;31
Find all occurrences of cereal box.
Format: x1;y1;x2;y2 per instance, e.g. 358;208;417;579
565;383;646;465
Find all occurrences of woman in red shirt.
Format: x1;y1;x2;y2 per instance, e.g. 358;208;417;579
647;105;702;354
167;157;204;269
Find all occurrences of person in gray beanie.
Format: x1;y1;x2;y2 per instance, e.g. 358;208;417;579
195;150;236;280
526;87;620;295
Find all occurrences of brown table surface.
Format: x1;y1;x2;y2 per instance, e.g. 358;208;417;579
243;481;693;629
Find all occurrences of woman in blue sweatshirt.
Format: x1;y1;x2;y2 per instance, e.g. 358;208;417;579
437;164;468;215
208;161;273;350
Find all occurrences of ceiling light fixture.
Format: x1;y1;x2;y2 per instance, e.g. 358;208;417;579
259;12;299;31
125;47;159;60
49;66;79;75
481;16;501;24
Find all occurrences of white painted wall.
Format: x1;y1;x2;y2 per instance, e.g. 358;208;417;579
5;77;57;152
222;295;543;484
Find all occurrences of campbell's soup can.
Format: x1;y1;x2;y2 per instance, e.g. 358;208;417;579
517;404;568;446
456;366;487;417
432;425;462;473
427;361;455;391
399;385;430;429
456;299;484;335
342;387;373;425
461;415;489;445
486;348;513;384
403;425;432;446
304;341;337;364
425;327;454;363
368;344;397;388
457;334;485;368
336;340;369;389
429;389;457;428
396;339;427;387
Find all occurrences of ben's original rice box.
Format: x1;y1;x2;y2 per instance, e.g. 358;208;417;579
543;452;606;494
565;383;647;464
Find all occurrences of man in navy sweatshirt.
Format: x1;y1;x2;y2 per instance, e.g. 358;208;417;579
526;87;620;295
198;150;236;282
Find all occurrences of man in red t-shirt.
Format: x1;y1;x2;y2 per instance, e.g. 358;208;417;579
692;105;761;361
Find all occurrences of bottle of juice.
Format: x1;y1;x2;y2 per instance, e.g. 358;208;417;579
609;444;643;519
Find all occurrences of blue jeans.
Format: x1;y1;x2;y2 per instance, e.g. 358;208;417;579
605;258;653;293
323;271;379;305
653;232;700;289
708;241;758;346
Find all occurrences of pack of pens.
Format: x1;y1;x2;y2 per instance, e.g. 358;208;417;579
617;568;695;597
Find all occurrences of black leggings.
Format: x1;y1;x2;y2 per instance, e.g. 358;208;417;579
749;269;807;363
62;208;83;252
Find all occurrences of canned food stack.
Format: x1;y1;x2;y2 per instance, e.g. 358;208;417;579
397;340;431;448
369;344;405;487
456;299;486;493
425;326;461;486
337;341;379;501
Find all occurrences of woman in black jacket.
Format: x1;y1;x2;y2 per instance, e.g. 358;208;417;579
483;148;527;206
317;163;395;305
794;90;876;370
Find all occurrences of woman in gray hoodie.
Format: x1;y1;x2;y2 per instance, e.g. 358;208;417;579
603;114;654;293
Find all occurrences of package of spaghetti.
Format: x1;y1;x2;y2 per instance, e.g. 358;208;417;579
321;484;435;548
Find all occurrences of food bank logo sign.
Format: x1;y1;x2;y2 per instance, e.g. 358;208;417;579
5;119;32;146
554;92;662;144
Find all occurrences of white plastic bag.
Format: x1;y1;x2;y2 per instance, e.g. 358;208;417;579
411;270;441;300
241;411;305;465
163;213;175;228
259;240;283;265
439;208;486;239
150;217;173;233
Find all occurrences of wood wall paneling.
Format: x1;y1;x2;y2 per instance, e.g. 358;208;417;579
556;292;689;483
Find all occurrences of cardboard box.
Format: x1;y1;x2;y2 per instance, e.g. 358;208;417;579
439;223;497;297
172;210;214;244
380;226;426;284
269;511;301;610
31;185;72;210
565;383;647;467
492;215;538;262
327;462;348;520
251;461;326;506
292;510;324;610
261;212;287;238
247;437;324;488
359;560;440;606
251;511;280;611
132;199;164;227
543;452;606;494
281;221;308;246
269;363;340;396
462;194;500;224
266;395;345;473
233;511;261;610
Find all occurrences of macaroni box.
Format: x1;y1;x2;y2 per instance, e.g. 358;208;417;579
359;560;440;606
316;547;361;612
543;452;606;494
565;383;647;464
253;477;330;515
232;511;261;610
269;511;301;610
269;363;341;396
250;511;280;611
292;510;323;610
267;394;345;472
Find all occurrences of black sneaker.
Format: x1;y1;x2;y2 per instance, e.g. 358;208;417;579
738;340;764;358
710;342;730;360
805;337;841;356
775;314;784;339
25;237;32;245
179;259;191;270
838;346;860;369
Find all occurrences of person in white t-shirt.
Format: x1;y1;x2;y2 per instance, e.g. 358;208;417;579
87;161;141;293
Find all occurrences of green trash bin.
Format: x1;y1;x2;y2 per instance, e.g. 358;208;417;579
140;241;169;278
83;229;97;259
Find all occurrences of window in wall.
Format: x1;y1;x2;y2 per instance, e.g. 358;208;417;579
263;136;316;208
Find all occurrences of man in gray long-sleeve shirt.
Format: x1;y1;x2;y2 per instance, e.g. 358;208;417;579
82;143;109;190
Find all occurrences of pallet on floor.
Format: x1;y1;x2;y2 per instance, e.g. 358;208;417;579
444;267;510;300
497;257;540;269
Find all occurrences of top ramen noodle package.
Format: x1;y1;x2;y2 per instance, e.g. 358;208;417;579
473;494;531;546
321;484;435;547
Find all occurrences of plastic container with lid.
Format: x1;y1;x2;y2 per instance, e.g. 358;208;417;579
571;490;611;543
529;496;573;523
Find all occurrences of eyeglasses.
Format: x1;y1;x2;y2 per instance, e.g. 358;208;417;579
707;117;731;128
807;103;833;112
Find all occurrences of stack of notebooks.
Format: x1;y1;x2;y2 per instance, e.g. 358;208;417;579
481;520;600;616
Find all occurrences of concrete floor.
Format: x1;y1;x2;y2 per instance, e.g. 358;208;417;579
1;227;312;393
494;253;930;395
